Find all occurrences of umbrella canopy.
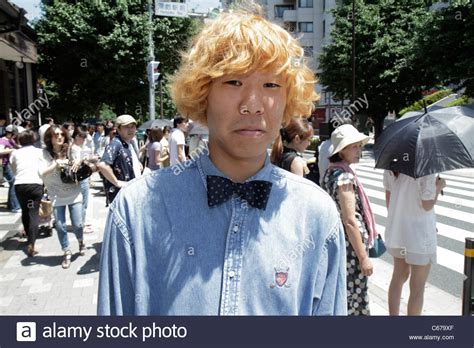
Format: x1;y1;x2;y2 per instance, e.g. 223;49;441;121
138;119;172;130
188;121;208;135
374;106;474;178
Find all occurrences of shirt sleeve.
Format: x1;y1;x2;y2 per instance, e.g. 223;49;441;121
383;170;392;191
152;142;162;152
312;221;348;315
101;140;119;166
418;174;437;201
97;207;136;315
177;131;185;146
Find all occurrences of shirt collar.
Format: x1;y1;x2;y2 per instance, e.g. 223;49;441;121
197;150;274;189
116;135;129;148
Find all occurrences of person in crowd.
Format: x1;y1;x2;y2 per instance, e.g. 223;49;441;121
103;126;117;148
322;124;376;316
39;125;85;269
0;118;6;137
21;120;35;131
169;116;188;166
0;125;21;212
63;122;75;139
38;117;54;146
98;4;346;315
93;121;107;158
97;115;142;204
146;128;163;171
105;119;115;136
69;127;96;233
159;126;171;168
270;117;313;177
384;170;446;315
10;130;44;256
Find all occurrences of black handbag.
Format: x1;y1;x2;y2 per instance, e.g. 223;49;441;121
59;162;92;184
369;234;387;258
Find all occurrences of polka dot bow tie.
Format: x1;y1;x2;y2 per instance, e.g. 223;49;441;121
206;175;273;210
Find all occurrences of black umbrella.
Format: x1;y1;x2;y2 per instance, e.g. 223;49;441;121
374;106;474;178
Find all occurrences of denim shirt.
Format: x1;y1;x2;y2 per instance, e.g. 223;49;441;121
98;152;347;315
101;135;136;202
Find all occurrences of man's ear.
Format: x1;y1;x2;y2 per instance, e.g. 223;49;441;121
294;134;301;143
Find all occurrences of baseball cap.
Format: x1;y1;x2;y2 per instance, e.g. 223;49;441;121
116;114;137;127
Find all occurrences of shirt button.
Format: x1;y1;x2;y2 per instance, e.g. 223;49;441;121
233;225;239;233
229;270;236;278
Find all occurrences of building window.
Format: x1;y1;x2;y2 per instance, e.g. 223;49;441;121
303;46;314;57
298;22;313;32
275;5;294;18
299;0;313;8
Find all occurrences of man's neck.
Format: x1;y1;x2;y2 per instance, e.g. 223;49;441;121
208;146;267;183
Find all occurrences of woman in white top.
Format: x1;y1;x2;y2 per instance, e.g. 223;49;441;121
70;126;98;233
39;125;85;269
10;130;44;257
383;170;446;315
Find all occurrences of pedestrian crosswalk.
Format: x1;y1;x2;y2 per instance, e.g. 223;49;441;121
354;160;474;315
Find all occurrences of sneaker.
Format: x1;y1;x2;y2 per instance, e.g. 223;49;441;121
62;250;72;269
79;241;86;256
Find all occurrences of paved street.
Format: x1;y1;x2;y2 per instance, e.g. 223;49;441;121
0;173;108;315
0;150;473;315
355;149;474;315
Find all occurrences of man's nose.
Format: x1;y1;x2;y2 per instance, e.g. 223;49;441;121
240;87;264;116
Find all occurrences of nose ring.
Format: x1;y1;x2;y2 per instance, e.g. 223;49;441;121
240;105;250;115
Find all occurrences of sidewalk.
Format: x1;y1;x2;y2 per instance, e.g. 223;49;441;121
0;173;108;315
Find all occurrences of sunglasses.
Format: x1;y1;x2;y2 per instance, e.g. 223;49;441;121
53;132;64;138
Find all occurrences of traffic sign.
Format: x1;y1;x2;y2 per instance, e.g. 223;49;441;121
155;1;188;18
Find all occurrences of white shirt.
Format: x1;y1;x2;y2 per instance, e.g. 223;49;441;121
318;140;333;185
169;128;185;166
130;146;142;179
10;146;43;185
383;171;437;259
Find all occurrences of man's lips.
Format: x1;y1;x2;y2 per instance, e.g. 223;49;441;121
235;129;265;137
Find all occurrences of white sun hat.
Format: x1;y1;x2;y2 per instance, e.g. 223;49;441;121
329;124;369;156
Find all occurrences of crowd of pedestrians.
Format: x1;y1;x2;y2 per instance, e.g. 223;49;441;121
0;114;195;269
1;1;448;317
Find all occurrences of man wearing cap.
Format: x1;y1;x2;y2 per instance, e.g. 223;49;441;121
97;115;142;204
0;125;21;212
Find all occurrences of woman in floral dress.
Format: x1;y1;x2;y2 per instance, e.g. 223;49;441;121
322;124;378;316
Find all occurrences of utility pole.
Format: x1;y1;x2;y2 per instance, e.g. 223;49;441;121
148;0;156;120
351;0;356;104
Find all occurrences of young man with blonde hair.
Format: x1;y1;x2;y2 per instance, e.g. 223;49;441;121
98;5;346;316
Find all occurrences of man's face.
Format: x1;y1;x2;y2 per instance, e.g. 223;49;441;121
178;120;189;133
117;123;136;143
206;70;286;163
97;125;104;133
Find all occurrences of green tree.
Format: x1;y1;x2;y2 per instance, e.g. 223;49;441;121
35;0;199;122
417;0;474;97
318;0;435;139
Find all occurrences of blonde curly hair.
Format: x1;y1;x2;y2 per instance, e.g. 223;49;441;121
171;7;319;125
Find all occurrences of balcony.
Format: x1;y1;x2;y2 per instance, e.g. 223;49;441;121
283;10;296;22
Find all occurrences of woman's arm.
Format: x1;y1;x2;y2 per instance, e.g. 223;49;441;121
154;149;161;166
338;183;373;277
290;157;305;177
421;177;446;211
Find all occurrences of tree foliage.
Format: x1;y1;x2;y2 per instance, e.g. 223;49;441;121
416;0;474;97
318;0;435;138
35;0;200;122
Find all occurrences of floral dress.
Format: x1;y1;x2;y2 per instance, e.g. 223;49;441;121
322;167;370;316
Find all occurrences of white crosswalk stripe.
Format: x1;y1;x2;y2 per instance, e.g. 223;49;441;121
351;160;473;315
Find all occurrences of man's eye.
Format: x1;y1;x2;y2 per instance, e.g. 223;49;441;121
224;80;242;86
264;82;281;88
